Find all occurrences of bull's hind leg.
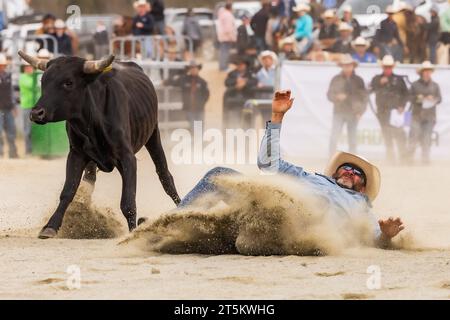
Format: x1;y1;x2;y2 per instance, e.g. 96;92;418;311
146;126;181;205
73;161;97;206
39;150;88;239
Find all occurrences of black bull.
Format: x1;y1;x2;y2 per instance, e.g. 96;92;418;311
18;51;181;239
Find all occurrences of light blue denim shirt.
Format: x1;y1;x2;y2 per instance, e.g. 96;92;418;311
257;122;382;242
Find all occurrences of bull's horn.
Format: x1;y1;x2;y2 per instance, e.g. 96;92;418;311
83;55;115;74
18;50;48;71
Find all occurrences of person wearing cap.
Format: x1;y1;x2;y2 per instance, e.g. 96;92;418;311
223;58;258;126
53;19;73;55
0;54;18;159
370;55;409;163
256;51;278;89
374;5;405;62
327;55;368;156
237;14;256;55
330;22;354;54
341;5;360;38
351;37;377;63
177;90;405;249
165;61;209;131
293;4;314;56
407;61;442;165
318;9;340;51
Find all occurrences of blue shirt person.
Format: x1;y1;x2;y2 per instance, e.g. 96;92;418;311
351;37;377;63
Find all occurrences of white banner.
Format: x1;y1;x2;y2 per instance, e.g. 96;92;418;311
279;61;450;160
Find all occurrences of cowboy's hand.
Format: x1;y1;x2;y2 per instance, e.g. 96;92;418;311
379;217;405;239
272;90;294;123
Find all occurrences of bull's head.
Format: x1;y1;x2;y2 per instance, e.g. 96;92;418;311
18;50;115;124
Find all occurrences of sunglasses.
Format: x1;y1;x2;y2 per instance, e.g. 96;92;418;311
338;164;366;183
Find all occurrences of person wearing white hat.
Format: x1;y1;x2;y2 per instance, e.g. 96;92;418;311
369;55;409;163
351;37;377;63
278;36;299;61
329;22;353;54
0;53;18;158
327;54;368;156
318;9;339;50
53;19;73;55
374;5;406;62
256;50;278;88
341;5;361;38
408;61;442;164
293;3;314;55
132;0;155;59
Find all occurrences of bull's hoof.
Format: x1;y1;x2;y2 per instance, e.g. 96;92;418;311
137;217;148;226
38;227;57;239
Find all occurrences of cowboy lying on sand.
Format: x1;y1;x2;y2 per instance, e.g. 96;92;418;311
177;90;405;248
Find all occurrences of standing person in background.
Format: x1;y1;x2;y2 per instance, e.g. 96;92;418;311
319;10;340;51
408;61;442;165
150;0;166;35
237;15;256;55
427;6;440;64
251;0;271;52
93;22;110;59
374;6;405;62
36;14;56;53
132;0;155;58
370;55;409;163
351;37;377;63
19;58;39;156
341;5;360;38
293;4;314;56
182;8;202;54
309;0;325;24
276;0;296;19
53;19;73;55
0;54;18;159
265;6;282;52
217;2;237;71
327;55;368;156
330;22;354;54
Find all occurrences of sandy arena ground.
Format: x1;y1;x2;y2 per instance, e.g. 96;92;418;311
1;63;450;300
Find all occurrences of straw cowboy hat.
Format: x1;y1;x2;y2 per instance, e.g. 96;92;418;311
37;48;53;59
338;54;358;67
258;50;278;65
323;9;335;19
54;19;66;29
325;151;381;202
351;36;370;49
385;5;398;14
417;60;435;74
0;53;8;65
293;3;311;12
343;5;352;13
379;55;396;67
133;0;149;9
279;36;296;49
338;22;353;32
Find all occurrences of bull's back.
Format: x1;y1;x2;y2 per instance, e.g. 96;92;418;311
113;62;158;152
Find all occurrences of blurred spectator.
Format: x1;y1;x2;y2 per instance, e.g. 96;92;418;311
150;0;166;35
327;55;368;156
405;7;427;64
0;54;18;159
440;2;450;43
322;0;337;10
251;1;271;51
36;13;56;53
132;0;154;36
256;51;278;88
237;15;256;55
276;0;296;19
330;22;353;54
278;36;299;61
309;0;325;23
166;61;209;130
163;46;184;82
223;58;258;126
217;3;237;71
266;6;283;51
19;57;39;155
242;43;260;73
53;19;73;55
408;61;442;165
341;5;361;38
93;22;110;59
427;6;440;64
374;6;405;62
306;41;334;62
392;3;408;48
370;55;409;163
319;10;339;51
293;4;314;56
182;8;202;54
351;37;377;63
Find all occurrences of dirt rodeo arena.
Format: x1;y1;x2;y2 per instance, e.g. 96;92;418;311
1;0;450;305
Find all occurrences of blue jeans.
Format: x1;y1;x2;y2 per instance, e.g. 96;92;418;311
329;112;359;156
219;42;233;71
179;167;239;207
0;110;18;158
408;118;435;163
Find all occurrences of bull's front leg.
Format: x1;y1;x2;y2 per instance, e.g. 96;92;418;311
39;150;88;239
118;154;138;232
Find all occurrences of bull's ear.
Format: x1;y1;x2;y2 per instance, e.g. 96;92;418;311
83;55;115;74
